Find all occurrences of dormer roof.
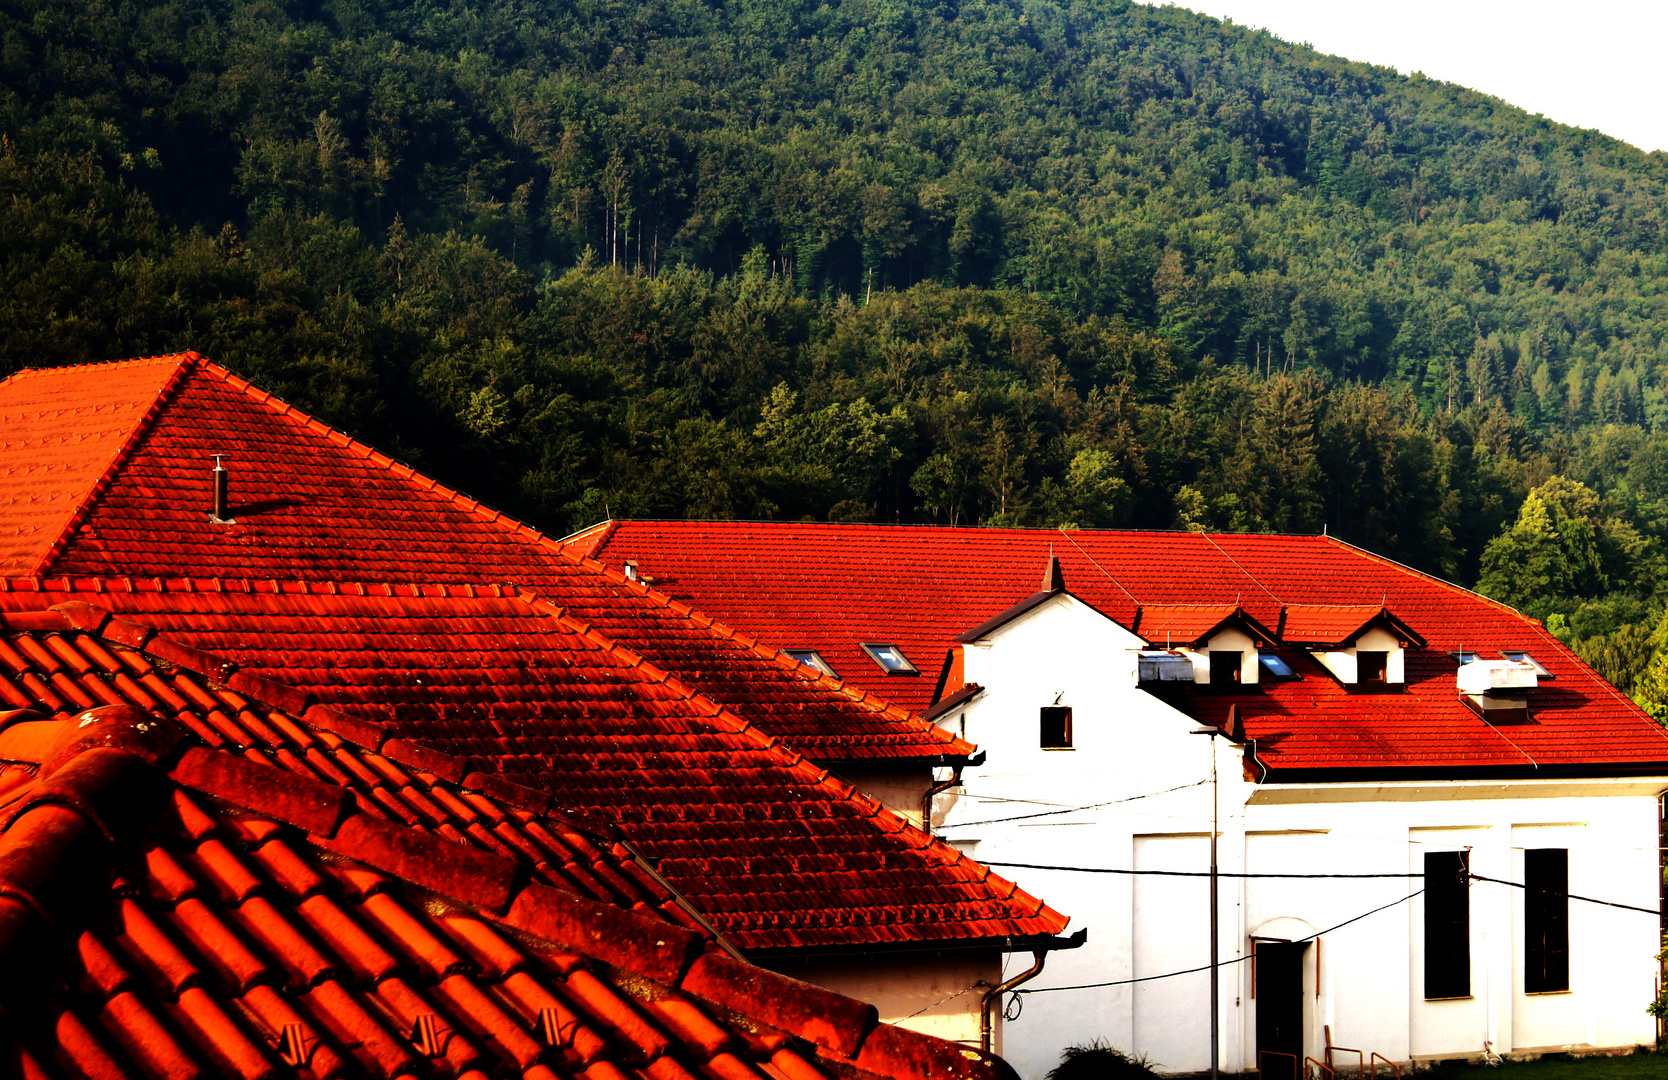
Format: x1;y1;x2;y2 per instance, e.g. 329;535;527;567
1134;604;1279;648
1278;604;1426;648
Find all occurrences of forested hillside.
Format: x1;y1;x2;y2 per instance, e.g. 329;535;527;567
6;0;1668;706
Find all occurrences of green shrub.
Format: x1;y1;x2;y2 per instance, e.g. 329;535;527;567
1045;1041;1160;1080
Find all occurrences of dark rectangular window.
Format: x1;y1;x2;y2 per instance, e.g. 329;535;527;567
1524;849;1569;992
1358;651;1388;683
1424;851;1471;998
1040;706;1073;749
1209;651;1242;686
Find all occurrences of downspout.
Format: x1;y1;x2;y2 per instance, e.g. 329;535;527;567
922;751;984;832
980;950;1046;1054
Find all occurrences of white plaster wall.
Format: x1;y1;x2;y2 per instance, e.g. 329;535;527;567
935;596;1665;1080
763;951;1003;1049
829;764;934;829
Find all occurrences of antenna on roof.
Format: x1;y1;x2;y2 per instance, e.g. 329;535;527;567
209;455;236;525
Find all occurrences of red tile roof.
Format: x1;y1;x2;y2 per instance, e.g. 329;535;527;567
0;356;187;576
0;677;1016;1079
580;522;1668;776
1134;605;1271;648
1276;604;1390;645
0;355;963;764
0;585;1067;953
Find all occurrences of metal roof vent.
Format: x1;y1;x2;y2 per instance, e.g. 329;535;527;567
209;454;236;524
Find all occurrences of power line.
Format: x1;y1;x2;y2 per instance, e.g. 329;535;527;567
1467;872;1661;916
985;861;1419;879
981;861;1662;915
936;779;1210;829
1016;889;1424;994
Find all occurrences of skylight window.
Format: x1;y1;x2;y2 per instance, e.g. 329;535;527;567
785;649;836;677
1450;650;1479;666
1258;653;1295;678
861;642;919;675
1501;651;1553;678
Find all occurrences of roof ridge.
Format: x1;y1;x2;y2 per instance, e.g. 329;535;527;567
1315;533;1537;622
190;363;967;754
30;353;200;577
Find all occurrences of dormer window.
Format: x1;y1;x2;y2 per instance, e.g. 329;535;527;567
1502;651;1553;678
1280;604;1424;689
786;650;836;677
1258;653;1296;679
861;642;918;675
1134;604;1278;687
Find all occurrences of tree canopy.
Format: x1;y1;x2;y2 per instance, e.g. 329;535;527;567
8;0;1668;710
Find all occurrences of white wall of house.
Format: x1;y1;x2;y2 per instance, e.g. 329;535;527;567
763;951;1004;1049
932;595;1665;1080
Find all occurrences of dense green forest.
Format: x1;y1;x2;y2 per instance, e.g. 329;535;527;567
7;0;1668;705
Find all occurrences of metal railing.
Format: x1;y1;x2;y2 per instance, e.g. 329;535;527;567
1259;1050;1300;1080
1369;1052;1401;1080
1325;1043;1364;1077
1305;1056;1336;1080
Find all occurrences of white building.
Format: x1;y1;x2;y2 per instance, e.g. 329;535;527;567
576;522;1668;1078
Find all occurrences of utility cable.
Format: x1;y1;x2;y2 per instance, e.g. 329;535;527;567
980;861;1661;915
1055;528;1140;604
935;778;1210;829
1015;889;1424;994
1466;872;1661;916
984;861;1419;879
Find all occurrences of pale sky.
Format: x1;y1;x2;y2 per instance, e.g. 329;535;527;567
1171;1;1668;153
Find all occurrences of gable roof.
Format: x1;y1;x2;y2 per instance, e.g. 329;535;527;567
1134;604;1277;648
0;354;966;765
1278;604;1425;648
0;582;1068;954
581;521;1668;777
0;615;1017;1080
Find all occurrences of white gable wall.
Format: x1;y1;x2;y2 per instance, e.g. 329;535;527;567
934;596;1663;1079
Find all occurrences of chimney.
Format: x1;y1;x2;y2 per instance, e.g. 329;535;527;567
209;455;236;524
1042;552;1066;593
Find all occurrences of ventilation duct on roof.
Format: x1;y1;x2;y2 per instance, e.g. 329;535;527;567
1458;658;1538;724
209;454;236;524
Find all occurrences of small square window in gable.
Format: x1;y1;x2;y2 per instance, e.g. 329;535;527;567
1040;706;1073;749
861;642;918;675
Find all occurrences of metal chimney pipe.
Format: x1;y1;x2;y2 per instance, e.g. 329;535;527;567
210;455;235;523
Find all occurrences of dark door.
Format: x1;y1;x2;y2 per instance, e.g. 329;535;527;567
1256;942;1306;1079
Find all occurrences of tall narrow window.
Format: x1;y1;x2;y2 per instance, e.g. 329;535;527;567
1039;706;1073;749
1358;651;1388;683
1524;849;1569;992
1424;851;1471;998
1209;651;1242;686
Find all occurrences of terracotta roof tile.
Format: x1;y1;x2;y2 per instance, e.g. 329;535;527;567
0;669;1018;1080
0;582;1062;951
0;356;960;763
585;522;1668;775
